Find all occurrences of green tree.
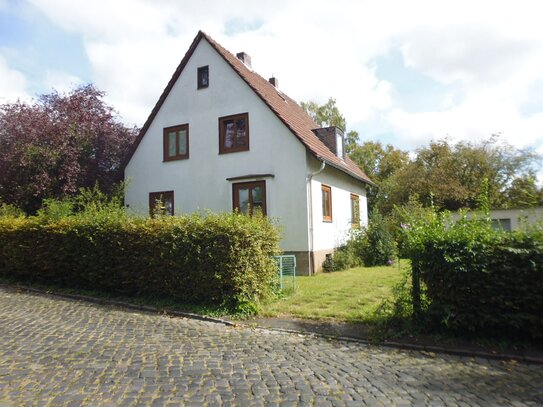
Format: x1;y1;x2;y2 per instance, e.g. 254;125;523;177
377;137;541;214
504;174;543;208
348;140;410;211
301;97;346;130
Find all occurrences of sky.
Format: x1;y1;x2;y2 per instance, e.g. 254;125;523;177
1;0;542;181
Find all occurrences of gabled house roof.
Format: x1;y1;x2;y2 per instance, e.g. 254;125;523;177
123;30;373;185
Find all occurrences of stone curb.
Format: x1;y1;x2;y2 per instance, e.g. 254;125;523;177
245;325;543;364
4;283;542;365
1;283;236;327
244;324;543;365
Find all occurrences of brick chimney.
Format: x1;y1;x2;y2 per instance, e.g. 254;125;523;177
268;77;279;88
236;52;251;68
313;126;344;159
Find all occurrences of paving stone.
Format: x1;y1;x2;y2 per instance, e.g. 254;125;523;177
0;287;542;406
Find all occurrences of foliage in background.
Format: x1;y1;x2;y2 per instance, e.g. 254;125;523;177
0;85;139;214
300;98;541;215
301;97;346;131
346;138;410;211
377;137;542;214
392;201;543;339
300;97;360;164
0;195;281;315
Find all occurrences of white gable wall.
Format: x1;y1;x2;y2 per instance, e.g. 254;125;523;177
125;38;310;252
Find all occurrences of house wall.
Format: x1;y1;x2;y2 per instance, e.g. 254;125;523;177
124;38;310;254
451;207;543;231
307;155;368;274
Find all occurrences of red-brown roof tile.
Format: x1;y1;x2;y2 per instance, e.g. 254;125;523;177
124;31;373;186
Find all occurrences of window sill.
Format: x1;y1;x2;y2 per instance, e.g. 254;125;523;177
163;156;189;162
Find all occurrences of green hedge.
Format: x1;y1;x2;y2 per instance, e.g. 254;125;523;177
0;212;280;311
401;209;543;339
420;229;542;338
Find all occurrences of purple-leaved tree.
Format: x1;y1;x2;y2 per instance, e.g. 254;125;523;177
0;85;139;213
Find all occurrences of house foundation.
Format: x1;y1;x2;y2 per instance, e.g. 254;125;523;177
284;249;334;276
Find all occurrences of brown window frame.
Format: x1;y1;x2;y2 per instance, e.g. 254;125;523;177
163;124;189;161
350;193;360;228
149;191;174;217
232;180;266;216
197;65;209;89
219;112;249;154
322;184;332;222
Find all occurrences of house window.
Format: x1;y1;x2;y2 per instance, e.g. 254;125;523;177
163;124;189;161
351;194;360;227
336;132;344;159
491;218;512;232
149;191;174;217
322;184;332;222
233;181;266;216
197;65;209;89
219;113;249;154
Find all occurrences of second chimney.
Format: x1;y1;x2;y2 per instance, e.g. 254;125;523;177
269;77;279;88
236;52;251;68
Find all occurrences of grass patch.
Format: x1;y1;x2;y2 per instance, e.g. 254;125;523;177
261;261;407;323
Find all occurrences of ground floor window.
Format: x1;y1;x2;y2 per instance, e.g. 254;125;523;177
149;191;174;216
321;184;332;222
350;193;360;227
233;181;266;216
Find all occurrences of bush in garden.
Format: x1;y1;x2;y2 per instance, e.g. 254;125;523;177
0;202;24;218
324;234;363;272
355;211;397;267
397;203;543;339
0;193;281;314
323;212;397;272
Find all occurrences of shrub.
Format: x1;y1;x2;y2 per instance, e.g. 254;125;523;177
356;212;397;267
0;202;24;218
322;213;397;272
399;206;543;339
0;200;280;313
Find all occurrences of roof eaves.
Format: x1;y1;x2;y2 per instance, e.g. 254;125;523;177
320;157;376;186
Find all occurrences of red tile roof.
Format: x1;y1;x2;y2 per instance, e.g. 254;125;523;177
124;31;373;186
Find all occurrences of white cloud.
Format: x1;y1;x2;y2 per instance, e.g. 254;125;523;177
43;70;83;93
0;53;30;103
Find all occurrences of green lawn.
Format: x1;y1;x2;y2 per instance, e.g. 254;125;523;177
261;261;407;323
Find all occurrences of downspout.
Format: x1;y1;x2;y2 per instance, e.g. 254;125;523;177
307;160;326;275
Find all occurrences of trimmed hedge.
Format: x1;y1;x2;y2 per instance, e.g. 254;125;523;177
0;212;280;311
420;230;542;338
402;209;543;339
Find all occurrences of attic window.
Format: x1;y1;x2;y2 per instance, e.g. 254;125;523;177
219;113;249;154
336;132;344;159
197;65;209;89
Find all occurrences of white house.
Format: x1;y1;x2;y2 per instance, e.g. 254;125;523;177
123;31;373;275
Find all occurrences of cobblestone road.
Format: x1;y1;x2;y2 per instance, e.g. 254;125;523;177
0;287;542;406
